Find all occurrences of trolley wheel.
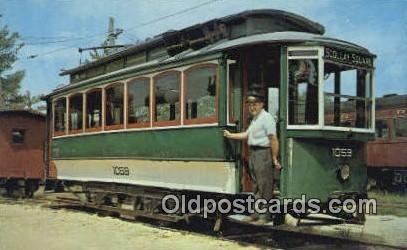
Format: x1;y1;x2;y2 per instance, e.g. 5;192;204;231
272;213;285;226
5;180;18;197
24;180;40;198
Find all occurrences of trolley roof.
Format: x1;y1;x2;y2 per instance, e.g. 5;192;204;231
60;9;325;76
51;9;375;97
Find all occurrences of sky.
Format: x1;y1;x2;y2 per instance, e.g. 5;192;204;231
1;0;406;98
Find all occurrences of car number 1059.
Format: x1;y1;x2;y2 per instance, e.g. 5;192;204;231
112;166;130;176
331;148;352;158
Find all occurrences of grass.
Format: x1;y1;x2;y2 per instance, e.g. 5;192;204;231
368;191;407;217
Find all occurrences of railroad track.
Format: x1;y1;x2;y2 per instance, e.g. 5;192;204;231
378;202;407;210
0;194;401;249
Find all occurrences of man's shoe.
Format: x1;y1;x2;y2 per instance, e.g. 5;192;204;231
284;213;300;227
242;215;258;222
252;218;269;225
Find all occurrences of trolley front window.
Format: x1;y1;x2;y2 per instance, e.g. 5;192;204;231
288;58;319;125
323;63;372;129
287;47;374;131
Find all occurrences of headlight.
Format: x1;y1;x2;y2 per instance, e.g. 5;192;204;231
339;164;350;181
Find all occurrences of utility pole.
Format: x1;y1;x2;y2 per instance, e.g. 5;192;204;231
81;17;126;64
106;17;122;55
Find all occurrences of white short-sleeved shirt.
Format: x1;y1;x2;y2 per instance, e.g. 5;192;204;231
247;109;277;147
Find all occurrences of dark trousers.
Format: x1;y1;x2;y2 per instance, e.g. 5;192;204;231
249;147;274;220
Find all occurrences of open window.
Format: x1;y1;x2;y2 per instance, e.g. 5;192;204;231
288;58;319;125
184;64;217;124
86;89;102;132
69;94;83;133
127;77;150;128
323;64;372;129
153;71;181;126
286;47;374;131
105;83;124;130
53;97;66;136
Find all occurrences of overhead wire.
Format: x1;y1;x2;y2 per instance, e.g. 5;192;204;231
22;35;82;40
124;0;218;32
26;0;220;59
23;36;98;45
23;36;103;60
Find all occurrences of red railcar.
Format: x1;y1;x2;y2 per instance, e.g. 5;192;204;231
367;94;407;191
0;110;46;197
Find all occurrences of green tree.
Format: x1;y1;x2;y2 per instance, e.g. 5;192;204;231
0;23;25;109
21;90;45;111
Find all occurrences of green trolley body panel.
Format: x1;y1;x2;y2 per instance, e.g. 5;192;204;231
52;127;230;161
281;138;367;202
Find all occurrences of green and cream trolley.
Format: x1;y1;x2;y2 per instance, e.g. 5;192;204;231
45;9;375;223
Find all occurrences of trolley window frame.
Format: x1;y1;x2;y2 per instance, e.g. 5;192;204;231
286;46;375;133
52;97;67;137
85;88;103;133
152;70;182;127
68;92;85;134
183;63;219;125
104;82;125;131
126;77;151;129
50;60;220;139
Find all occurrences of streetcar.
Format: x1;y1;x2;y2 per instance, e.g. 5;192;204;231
367;94;407;191
44;9;376;224
0;110;46;197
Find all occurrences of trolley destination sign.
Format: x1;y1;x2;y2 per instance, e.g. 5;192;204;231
324;47;373;68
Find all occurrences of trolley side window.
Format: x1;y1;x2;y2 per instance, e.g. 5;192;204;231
128;78;150;127
375;119;389;138
105;83;124;127
153;71;181;126
395;117;407;138
69;94;83;132
184;64;217;124
288;59;319;125
53;98;66;135
86;89;102;130
11;129;25;144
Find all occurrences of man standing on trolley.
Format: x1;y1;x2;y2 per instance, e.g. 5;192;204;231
224;89;281;225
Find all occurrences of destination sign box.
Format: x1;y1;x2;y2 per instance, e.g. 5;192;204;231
324;47;373;68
